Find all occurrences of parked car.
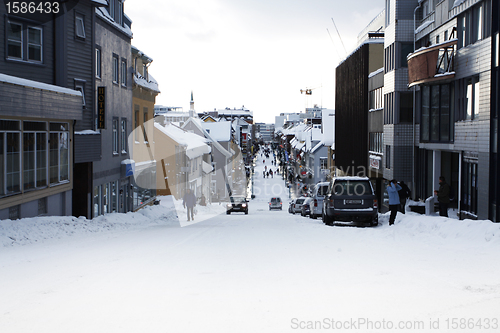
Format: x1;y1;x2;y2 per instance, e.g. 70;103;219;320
301;197;313;216
292;197;306;214
288;199;296;213
269;197;283;210
322;177;378;227
309;182;329;219
226;196;249;215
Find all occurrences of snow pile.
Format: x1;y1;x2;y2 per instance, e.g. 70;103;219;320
378;211;500;245
0;196;172;247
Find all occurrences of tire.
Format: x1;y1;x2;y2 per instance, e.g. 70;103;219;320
245;210;248;215
226;211;230;215
323;212;333;226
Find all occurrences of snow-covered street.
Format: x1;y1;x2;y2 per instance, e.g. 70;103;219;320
1;157;500;333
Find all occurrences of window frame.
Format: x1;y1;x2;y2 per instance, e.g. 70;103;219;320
121;58;127;87
112;117;119;155
95;46;102;79
112;54;119;84
74;79;86;108
6;19;44;63
75;12;86;40
121;118;127;154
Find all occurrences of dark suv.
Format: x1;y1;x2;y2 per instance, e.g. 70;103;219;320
226;196;249;215
322;177;378;227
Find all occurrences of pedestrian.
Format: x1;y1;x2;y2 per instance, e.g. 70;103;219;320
263;171;265;178
270;169;273;178
434;176;450;217
266;171;269;178
386;179;402;226
398;181;411;214
183;189;197;221
200;193;206;206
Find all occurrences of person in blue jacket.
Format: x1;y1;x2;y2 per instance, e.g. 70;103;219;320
386;179;402;226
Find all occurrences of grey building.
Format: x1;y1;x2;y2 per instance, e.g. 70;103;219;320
409;0;493;220
92;1;134;217
0;2;109;219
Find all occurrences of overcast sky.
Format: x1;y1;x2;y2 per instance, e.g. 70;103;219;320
126;0;385;123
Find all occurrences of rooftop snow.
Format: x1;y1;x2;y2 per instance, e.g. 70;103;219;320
0;73;81;96
96;7;133;38
134;73;160;93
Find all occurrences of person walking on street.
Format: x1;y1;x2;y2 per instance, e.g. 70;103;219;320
183;189;196;221
434;176;450;217
398;181;411;214
270;169;273;178
387;179;402;226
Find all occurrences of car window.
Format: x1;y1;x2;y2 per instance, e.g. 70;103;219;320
296;199;305;204
332;180;372;196
318;185;329;196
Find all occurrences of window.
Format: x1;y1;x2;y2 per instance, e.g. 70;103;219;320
143;109;148;142
7;22;22;59
444;30;448;42
74;80;86;107
112;118;119;154
458;1;492;48
95;47;102;79
320;157;328;170
384;92;395;124
27;27;42;62
7;21;43;62
369;133;383;154
420;84;453;142
49;123;69;184
385;145;391;169
134;106;140;142
369;87;383;110
400;92;413;123
436;34;440;44
121;59;127;86
400;42;413;68
112;55;119;84
385;0;390;26
462;157;478;215
422;0;433;17
22;121;47;191
121;119;127;153
109;0;123;25
143;64;148;80
384;44;395;73
75;13;86;39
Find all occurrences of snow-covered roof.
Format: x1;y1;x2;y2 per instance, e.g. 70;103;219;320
0;73;82;96
75;130;100;135
334;176;370;181
154;123;210;159
182;118;232;158
415;20;434;34
134;73;160;93
369;67;384;78
96;7;133;38
91;0;108;5
202;122;232;142
452;0;466;8
311;141;324;154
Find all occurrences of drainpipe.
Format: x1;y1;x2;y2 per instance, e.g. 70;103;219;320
412;0;422;199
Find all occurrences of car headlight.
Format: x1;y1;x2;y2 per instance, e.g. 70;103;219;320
227;204;232;208
242;204;247;208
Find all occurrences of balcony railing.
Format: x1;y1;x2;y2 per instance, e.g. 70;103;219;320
407;38;457;88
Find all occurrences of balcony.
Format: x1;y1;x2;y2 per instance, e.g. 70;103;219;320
407;39;457;88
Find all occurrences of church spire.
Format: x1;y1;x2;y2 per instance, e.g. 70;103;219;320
189;91;195;117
